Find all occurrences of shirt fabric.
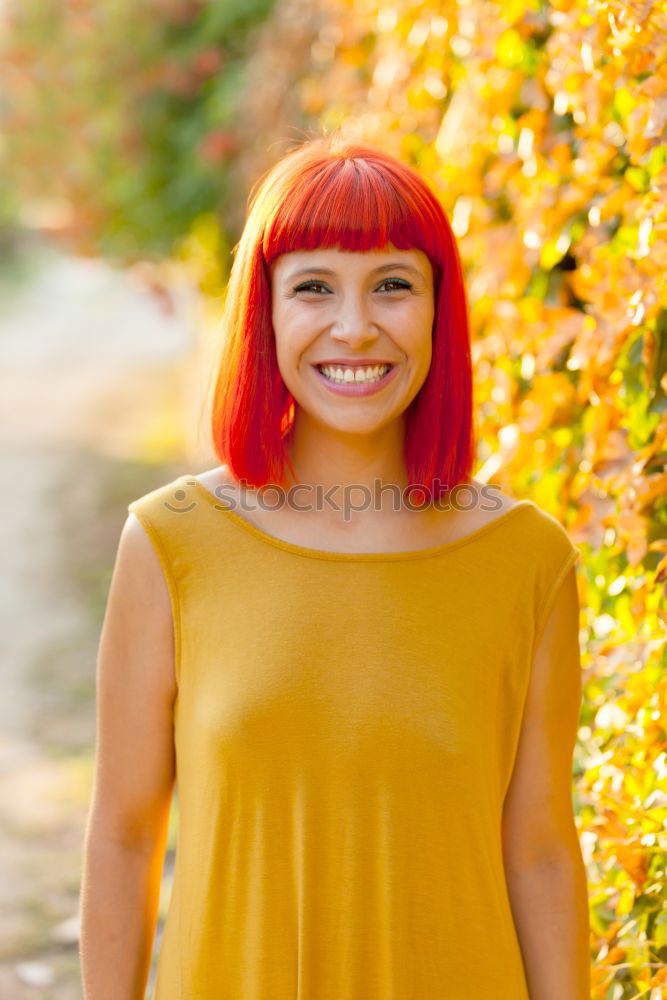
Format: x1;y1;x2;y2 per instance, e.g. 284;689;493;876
127;473;581;1000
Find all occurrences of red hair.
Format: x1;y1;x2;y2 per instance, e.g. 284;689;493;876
209;132;475;503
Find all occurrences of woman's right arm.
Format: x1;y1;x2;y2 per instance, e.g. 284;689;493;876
80;513;178;1000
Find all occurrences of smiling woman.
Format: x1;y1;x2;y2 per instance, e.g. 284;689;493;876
81;132;591;1000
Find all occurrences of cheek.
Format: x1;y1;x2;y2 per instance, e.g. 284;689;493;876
272;318;311;372
396;297;433;327
396;305;433;350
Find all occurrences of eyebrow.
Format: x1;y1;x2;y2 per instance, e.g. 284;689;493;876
285;262;424;282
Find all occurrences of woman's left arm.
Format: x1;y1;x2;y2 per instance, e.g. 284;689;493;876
502;564;591;1000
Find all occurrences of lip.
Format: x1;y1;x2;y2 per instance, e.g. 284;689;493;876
313;359;397;366
311;362;399;397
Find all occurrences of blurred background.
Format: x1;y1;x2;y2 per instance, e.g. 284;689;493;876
0;0;665;996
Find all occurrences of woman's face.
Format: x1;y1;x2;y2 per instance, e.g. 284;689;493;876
269;244;435;436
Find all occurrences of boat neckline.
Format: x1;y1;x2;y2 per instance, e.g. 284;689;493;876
180;475;535;563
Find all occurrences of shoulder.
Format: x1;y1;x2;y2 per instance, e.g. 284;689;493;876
516;496;579;556
125;471;199;585
192;464;260;512
466;481;580;581
193;464;238;493
510;499;581;636
465;478;519;515
120;512;172;595
464;478;576;544
127;472;194;515
102;515;177;715
451;479;526;531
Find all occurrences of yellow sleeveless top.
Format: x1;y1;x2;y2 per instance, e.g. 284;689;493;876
127;473;580;999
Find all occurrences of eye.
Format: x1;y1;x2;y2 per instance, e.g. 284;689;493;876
378;278;412;292
293;278;412;295
293;281;330;295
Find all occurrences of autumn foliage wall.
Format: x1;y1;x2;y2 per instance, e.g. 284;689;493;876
1;1;665;995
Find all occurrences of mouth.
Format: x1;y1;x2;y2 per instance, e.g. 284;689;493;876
313;362;396;386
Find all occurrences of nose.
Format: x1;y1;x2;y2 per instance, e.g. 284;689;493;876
330;293;379;349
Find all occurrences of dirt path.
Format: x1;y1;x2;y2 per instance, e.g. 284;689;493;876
0;240;200;998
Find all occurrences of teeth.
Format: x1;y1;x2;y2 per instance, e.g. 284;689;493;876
319;364;391;384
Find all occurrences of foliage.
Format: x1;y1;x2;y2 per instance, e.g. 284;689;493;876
0;0;276;264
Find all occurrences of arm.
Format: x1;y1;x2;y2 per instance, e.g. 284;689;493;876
502;564;591;1000
80;513;177;1000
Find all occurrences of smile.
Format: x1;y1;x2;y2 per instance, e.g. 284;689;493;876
317;363;392;384
311;362;399;396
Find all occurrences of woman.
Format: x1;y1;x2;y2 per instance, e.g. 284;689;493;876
80;134;591;999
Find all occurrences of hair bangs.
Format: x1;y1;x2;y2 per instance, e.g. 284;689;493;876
262;155;442;284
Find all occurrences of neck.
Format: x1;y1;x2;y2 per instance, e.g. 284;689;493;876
281;412;409;500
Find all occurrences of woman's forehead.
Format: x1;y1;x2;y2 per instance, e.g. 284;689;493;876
269;245;430;276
